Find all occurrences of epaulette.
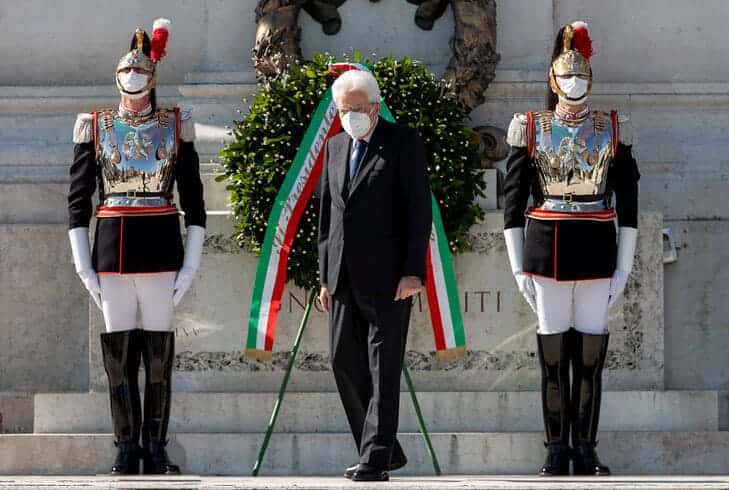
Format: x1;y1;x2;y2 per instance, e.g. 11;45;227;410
178;105;195;142
72;113;93;144
618;112;633;146
506;113;528;147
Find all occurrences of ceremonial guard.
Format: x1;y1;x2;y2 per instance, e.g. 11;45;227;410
503;22;640;476
68;19;206;475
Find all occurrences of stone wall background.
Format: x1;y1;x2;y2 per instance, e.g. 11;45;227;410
0;0;726;394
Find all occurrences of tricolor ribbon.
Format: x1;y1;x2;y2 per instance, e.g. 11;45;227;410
244;63;466;361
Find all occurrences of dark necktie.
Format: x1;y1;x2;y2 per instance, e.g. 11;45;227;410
349;139;367;181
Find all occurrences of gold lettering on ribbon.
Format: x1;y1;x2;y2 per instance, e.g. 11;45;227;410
275;104;337;257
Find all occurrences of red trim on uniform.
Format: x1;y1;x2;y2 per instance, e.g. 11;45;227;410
526;111;535;158
553;221;559;280
526;207;616;222
523;271;613;282
92;111;98;150
95;204;179;218
118;217;124;274
174;107;181;152
611;110;619;155
98;270;180;276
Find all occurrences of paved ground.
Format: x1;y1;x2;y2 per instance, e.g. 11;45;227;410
2;476;729;489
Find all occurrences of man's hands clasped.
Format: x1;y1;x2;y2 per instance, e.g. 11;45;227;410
318;276;422;313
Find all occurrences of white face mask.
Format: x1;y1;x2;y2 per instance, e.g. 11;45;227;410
557;76;589;105
341;111;373;140
118;71;151;94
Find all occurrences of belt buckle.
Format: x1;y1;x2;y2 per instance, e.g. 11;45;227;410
562;192;574;203
125;190;138;205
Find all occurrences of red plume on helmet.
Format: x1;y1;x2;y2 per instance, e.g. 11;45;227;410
150;18;171;63
571;21;593;60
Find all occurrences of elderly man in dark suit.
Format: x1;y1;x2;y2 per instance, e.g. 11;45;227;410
318;69;432;482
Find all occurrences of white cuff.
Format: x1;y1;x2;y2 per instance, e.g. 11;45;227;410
68;227;93;272
616;226;638;273
503;227;525;274
182;225;205;272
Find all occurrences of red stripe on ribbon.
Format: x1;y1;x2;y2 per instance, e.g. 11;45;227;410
118;217;125;274
424;246;446;351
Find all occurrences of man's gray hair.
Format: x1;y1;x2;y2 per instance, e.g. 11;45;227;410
332;70;381;103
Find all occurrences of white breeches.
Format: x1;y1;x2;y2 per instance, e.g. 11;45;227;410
99;272;176;333
532;276;610;335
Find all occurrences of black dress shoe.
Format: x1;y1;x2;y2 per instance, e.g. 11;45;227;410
539;443;571;476
389;456;407;472
345;456;407;479
143;441;181;475
572;443;611;476
110;441;141;475
352;464;389;482
344;464;359;479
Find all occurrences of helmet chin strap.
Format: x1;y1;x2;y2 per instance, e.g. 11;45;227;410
559;94;588;106
120;89;150;100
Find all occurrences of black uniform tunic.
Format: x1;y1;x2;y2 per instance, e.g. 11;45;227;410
68;109;206;274
503;113;640;281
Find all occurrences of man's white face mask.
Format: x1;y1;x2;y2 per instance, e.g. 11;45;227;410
118;71;151;97
557;76;589;105
341;109;373;140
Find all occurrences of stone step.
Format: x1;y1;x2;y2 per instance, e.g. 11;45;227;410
0;182;69;224
0;174;230;224
0;140;228;167
0;86;247;155
0;393;33;434
3;476;729;490
0;84;253;118
2;431;728;476
33;391;718;434
0;163;223;182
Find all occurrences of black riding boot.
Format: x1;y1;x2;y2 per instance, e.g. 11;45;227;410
536;332;571;476
141;331;180;475
100;330;143;475
571;331;611;476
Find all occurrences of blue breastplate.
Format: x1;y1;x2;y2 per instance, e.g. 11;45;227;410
532;110;614;200
96;108;178;200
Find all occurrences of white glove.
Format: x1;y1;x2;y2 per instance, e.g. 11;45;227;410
608;227;638;308
68;227;102;310
173;225;205;306
504;227;537;312
515;271;537;312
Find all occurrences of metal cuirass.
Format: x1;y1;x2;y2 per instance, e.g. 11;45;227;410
532;110;614;201
96;108;177;202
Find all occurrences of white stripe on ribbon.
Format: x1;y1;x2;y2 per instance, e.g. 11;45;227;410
429;227;456;349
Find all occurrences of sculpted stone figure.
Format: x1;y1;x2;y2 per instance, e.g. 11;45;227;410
409;0;500;112
253;0;355;80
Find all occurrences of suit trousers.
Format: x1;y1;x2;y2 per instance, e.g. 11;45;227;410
329;275;412;469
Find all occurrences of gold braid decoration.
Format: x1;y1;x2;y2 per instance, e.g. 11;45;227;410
135;28;145;51
536;111;553;134
594;111;606;134
562;25;574;53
